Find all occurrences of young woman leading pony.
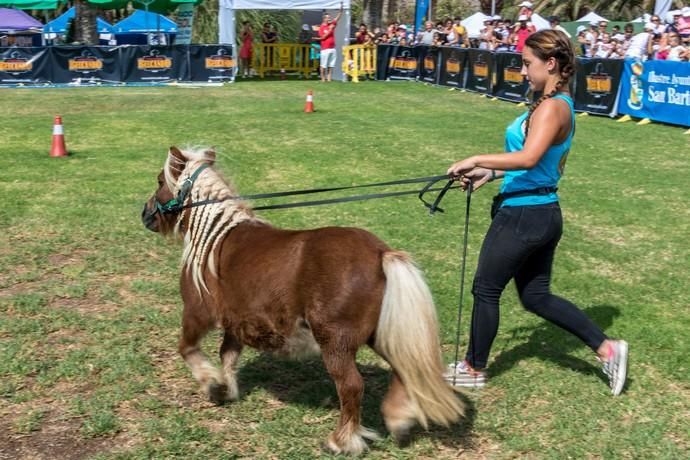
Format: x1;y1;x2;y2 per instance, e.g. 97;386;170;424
141;147;464;455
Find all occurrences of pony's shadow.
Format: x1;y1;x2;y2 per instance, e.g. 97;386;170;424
237;353;476;451
489;304;625;385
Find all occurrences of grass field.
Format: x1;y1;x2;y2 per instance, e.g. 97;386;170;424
1;81;688;459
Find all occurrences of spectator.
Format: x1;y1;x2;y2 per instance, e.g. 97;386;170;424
513;15;533;52
650;15;665;35
417;21;435;46
593;32;613;58
387;21;399;38
494;19;511;51
479;17;494;49
598;20;609;35
666;32;689;60
608;35;624;58
665;10;682;36
239;21;253;78
680;7;690;43
517;0;537;32
297;24;312;44
453;16;468;47
576;25;588;55
261;22;277;44
625;23;654;60
318;6;343;82
444;18;458;46
620;24;635;54
355;23;374;44
611;25;621;36
585;21;599;56
375;32;389;44
548;15;571;38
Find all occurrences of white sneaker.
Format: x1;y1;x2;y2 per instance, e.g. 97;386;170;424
600;340;628;396
444;360;487;388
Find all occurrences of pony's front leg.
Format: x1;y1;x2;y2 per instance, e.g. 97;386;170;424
220;330;243;402
321;347;380;455
178;304;226;405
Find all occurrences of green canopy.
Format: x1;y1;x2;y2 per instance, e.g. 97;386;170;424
0;0;201;12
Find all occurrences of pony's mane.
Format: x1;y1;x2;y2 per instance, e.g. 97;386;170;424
165;147;259;294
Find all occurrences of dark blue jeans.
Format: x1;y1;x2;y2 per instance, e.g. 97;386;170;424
466;202;607;369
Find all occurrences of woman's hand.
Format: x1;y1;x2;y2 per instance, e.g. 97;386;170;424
447;156;477;178
458;167;494;191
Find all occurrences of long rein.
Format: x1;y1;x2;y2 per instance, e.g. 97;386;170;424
172;164;461;216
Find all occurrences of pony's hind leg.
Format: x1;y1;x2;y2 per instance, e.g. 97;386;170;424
321;347;380;455
381;371;417;445
219;330;243;402
179;305;225;405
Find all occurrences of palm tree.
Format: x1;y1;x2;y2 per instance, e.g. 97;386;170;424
74;0;98;45
529;0;662;21
363;0;384;29
480;0;505;16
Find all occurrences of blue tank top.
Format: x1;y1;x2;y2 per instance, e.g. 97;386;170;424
500;93;575;207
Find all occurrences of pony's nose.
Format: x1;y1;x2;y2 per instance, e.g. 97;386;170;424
141;204;159;232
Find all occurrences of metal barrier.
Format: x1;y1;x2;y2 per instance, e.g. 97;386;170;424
254;43;318;79
342;44;376;82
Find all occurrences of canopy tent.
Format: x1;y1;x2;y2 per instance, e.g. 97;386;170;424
460;11;491;38
576;12;609;23
0;0;201;13
219;0;351;80
0;7;42;31
113;9;177;33
43;6;113;34
0;0;60;9
529;13;550;31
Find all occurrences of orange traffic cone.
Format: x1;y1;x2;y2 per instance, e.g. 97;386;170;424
304;90;314;113
50;116;68;157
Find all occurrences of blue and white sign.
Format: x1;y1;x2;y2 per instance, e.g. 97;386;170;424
618;59;690;127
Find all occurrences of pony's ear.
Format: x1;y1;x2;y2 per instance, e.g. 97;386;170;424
205;147;217;165
167;146;186;181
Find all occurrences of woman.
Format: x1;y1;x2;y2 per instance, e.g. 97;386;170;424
445;30;628;396
239;21;253;78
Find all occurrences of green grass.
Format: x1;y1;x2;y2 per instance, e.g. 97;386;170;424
0;81;688;459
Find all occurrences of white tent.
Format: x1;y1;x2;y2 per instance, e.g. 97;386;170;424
576;12;609;23
219;0;351;80
529;13;550;31
461;12;491;38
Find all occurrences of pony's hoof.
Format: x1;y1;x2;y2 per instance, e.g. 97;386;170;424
208;383;229;405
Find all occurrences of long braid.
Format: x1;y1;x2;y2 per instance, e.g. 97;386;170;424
523;30;577;137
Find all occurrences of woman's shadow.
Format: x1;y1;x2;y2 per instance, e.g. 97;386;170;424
236;352;477;452
488;304;624;384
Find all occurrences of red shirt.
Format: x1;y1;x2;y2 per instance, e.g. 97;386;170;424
515;27;532;52
319;20;337;49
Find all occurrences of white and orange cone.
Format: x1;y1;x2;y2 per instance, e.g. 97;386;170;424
304;90;314;113
50;116;68;157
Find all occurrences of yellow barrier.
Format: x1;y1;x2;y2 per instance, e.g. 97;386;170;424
342;45;377;82
254;43;318;78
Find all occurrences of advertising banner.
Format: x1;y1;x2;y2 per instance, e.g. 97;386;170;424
416;45;440;84
492;52;529;102
386;45;418;80
618;58;690;127
465;49;493;94
438;47;467;88
120;45;189;82
574;58;623;116
50;46;121;84
189;44;234;81
0;47;51;84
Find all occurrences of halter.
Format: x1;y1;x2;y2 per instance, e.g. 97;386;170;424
154;164;209;215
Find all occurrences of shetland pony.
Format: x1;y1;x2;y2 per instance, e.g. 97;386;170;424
141;147;464;454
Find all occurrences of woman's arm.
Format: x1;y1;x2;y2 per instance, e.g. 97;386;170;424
448;98;569;176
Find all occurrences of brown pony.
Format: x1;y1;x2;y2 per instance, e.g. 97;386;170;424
141;147;464;454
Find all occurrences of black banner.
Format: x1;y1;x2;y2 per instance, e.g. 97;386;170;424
438;47;467;88
492;52;528;102
188;44;234;82
375;44;392;81
465;49;493;94
416;45;440;84
574;58;623;115
0;47;52;84
120;45;189;82
386;46;418;81
50;46;121;84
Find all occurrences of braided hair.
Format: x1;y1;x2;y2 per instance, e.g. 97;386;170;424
523;30;576;136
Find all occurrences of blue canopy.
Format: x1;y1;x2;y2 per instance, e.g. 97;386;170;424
113;9;177;34
43;7;114;34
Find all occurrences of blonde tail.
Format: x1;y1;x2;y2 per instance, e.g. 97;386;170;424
376;251;464;429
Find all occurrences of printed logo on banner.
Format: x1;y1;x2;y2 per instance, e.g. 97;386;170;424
503;57;523;85
473;54;489;78
423;53;435;73
68;50;104;73
627;60;644;110
389;51;416;74
586;62;612;94
137;49;173;72
205;48;234;71
445;51;462;78
0;51;32;74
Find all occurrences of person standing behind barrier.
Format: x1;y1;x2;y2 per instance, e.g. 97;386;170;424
513;15;534;52
239;21;253;78
417;21;435;46
318;5;343;82
261;22;277;70
444;29;628;396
